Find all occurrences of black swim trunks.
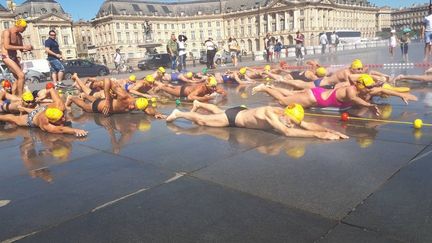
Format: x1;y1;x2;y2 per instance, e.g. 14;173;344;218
179;85;187;98
225;106;247;127
92;98;103;113
290;71;307;81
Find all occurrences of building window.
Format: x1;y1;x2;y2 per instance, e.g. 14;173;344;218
241;18;244;24
157;24;160;29
41;8;47;14
248;17;252;24
142;23;145;29
217;30;221;38
133;23;137;29
190;23;194;28
66;50;71;55
216;22;220;27
82;36;86;42
248;26;252;35
199;22;203;28
171;24;174;29
208;22;211;27
3;21;9;29
208;30;212;37
126;32;130;42
191;31;195;40
164;24;167;29
63;36;69;45
117;32;122;42
41;36;46;45
199;30;204;40
125;23;129;29
182;23;186;29
88;36;91;42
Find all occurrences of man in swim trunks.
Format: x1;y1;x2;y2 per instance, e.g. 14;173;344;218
1;19;33;96
166;100;348;140
392;67;432;83
128;74;161;98
66;77;165;118
156;76;226;102
0;88;88;137
252;74;417;115
161;71;206;84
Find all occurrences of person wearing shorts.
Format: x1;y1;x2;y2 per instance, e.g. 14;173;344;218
422;5;432;62
45;30;65;86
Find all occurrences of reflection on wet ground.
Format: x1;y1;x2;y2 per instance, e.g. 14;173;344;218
1;44;432;242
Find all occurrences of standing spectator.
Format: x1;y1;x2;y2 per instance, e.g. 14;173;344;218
294;31;305;61
399;30;411;63
264;33;271;62
274;38;282;62
330;31;339;53
266;37;275;63
388;30;397;57
228;37;240;67
113;48;122;72
45;30;65;86
319;32;328;54
167;34;178;71
422;5;432;62
177;34;187;72
204;37;217;69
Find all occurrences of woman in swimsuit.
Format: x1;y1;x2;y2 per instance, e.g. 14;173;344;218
252;74;417;115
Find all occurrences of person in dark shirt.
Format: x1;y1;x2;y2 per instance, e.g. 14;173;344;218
45;30;65;86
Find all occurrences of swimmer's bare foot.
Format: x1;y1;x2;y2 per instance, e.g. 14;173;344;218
166;109;180;122
71;73;78;81
392;74;404;83
191;100;201;112
252;83;266;95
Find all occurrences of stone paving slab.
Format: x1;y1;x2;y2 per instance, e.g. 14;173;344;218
19;176;336;243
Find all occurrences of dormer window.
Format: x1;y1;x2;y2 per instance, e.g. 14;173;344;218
41;8;47;14
52;8;58;14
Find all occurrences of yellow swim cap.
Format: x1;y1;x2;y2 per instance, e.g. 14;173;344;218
15;18;27;28
22;92;34;102
135;98;149;110
45;108;63;123
284;103;304;124
186;72;193;78
351;59;363;69
356;74;375;89
315;67;327;77
138;120;151;132
207;77;217;87
264;65;271;71
158;67;166;73
239;67;247;75
145;74;155;83
129;75;136;82
285;146;306;159
52;146;70;160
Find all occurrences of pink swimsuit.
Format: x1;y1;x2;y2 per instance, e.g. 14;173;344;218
311;87;351;108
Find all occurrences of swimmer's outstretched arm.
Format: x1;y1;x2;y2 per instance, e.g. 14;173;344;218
369;88;418;104
129;82;152;98
41;123;88;137
300;121;349;139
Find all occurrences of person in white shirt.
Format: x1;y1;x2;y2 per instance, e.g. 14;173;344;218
178;35;187;72
204;38;217;69
330;31;339;53
422;5;432;61
319;33;328;54
389;30;397;57
113;49;122;72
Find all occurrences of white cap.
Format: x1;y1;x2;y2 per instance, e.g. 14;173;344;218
391;30;396;33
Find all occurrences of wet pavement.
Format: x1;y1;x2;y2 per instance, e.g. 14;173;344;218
1;43;432;242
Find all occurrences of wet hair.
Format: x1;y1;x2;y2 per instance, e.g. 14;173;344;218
49;30;56;35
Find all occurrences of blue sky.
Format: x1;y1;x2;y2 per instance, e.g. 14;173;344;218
9;0;429;21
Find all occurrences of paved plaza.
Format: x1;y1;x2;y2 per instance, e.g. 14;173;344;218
1;43;432;242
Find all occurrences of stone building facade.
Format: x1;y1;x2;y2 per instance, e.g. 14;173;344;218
391;3;429;36
91;0;389;64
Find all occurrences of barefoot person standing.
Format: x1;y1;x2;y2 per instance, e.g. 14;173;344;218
1;19;33;96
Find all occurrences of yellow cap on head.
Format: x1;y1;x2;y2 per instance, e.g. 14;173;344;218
207;76;218;87
264;65;271;71
45;108;63;123
186;72;193;78
285;146;306;159
239;67;247;75
145;74;155;83
356;74;375;89
315;67;327;77
129;75;136;82
15;18;27;28
158;67;166;73
52;146;70;160
284;103;304;124
135;98;149;110
351;59;363;69
138;120;151;132
22;92;34;102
